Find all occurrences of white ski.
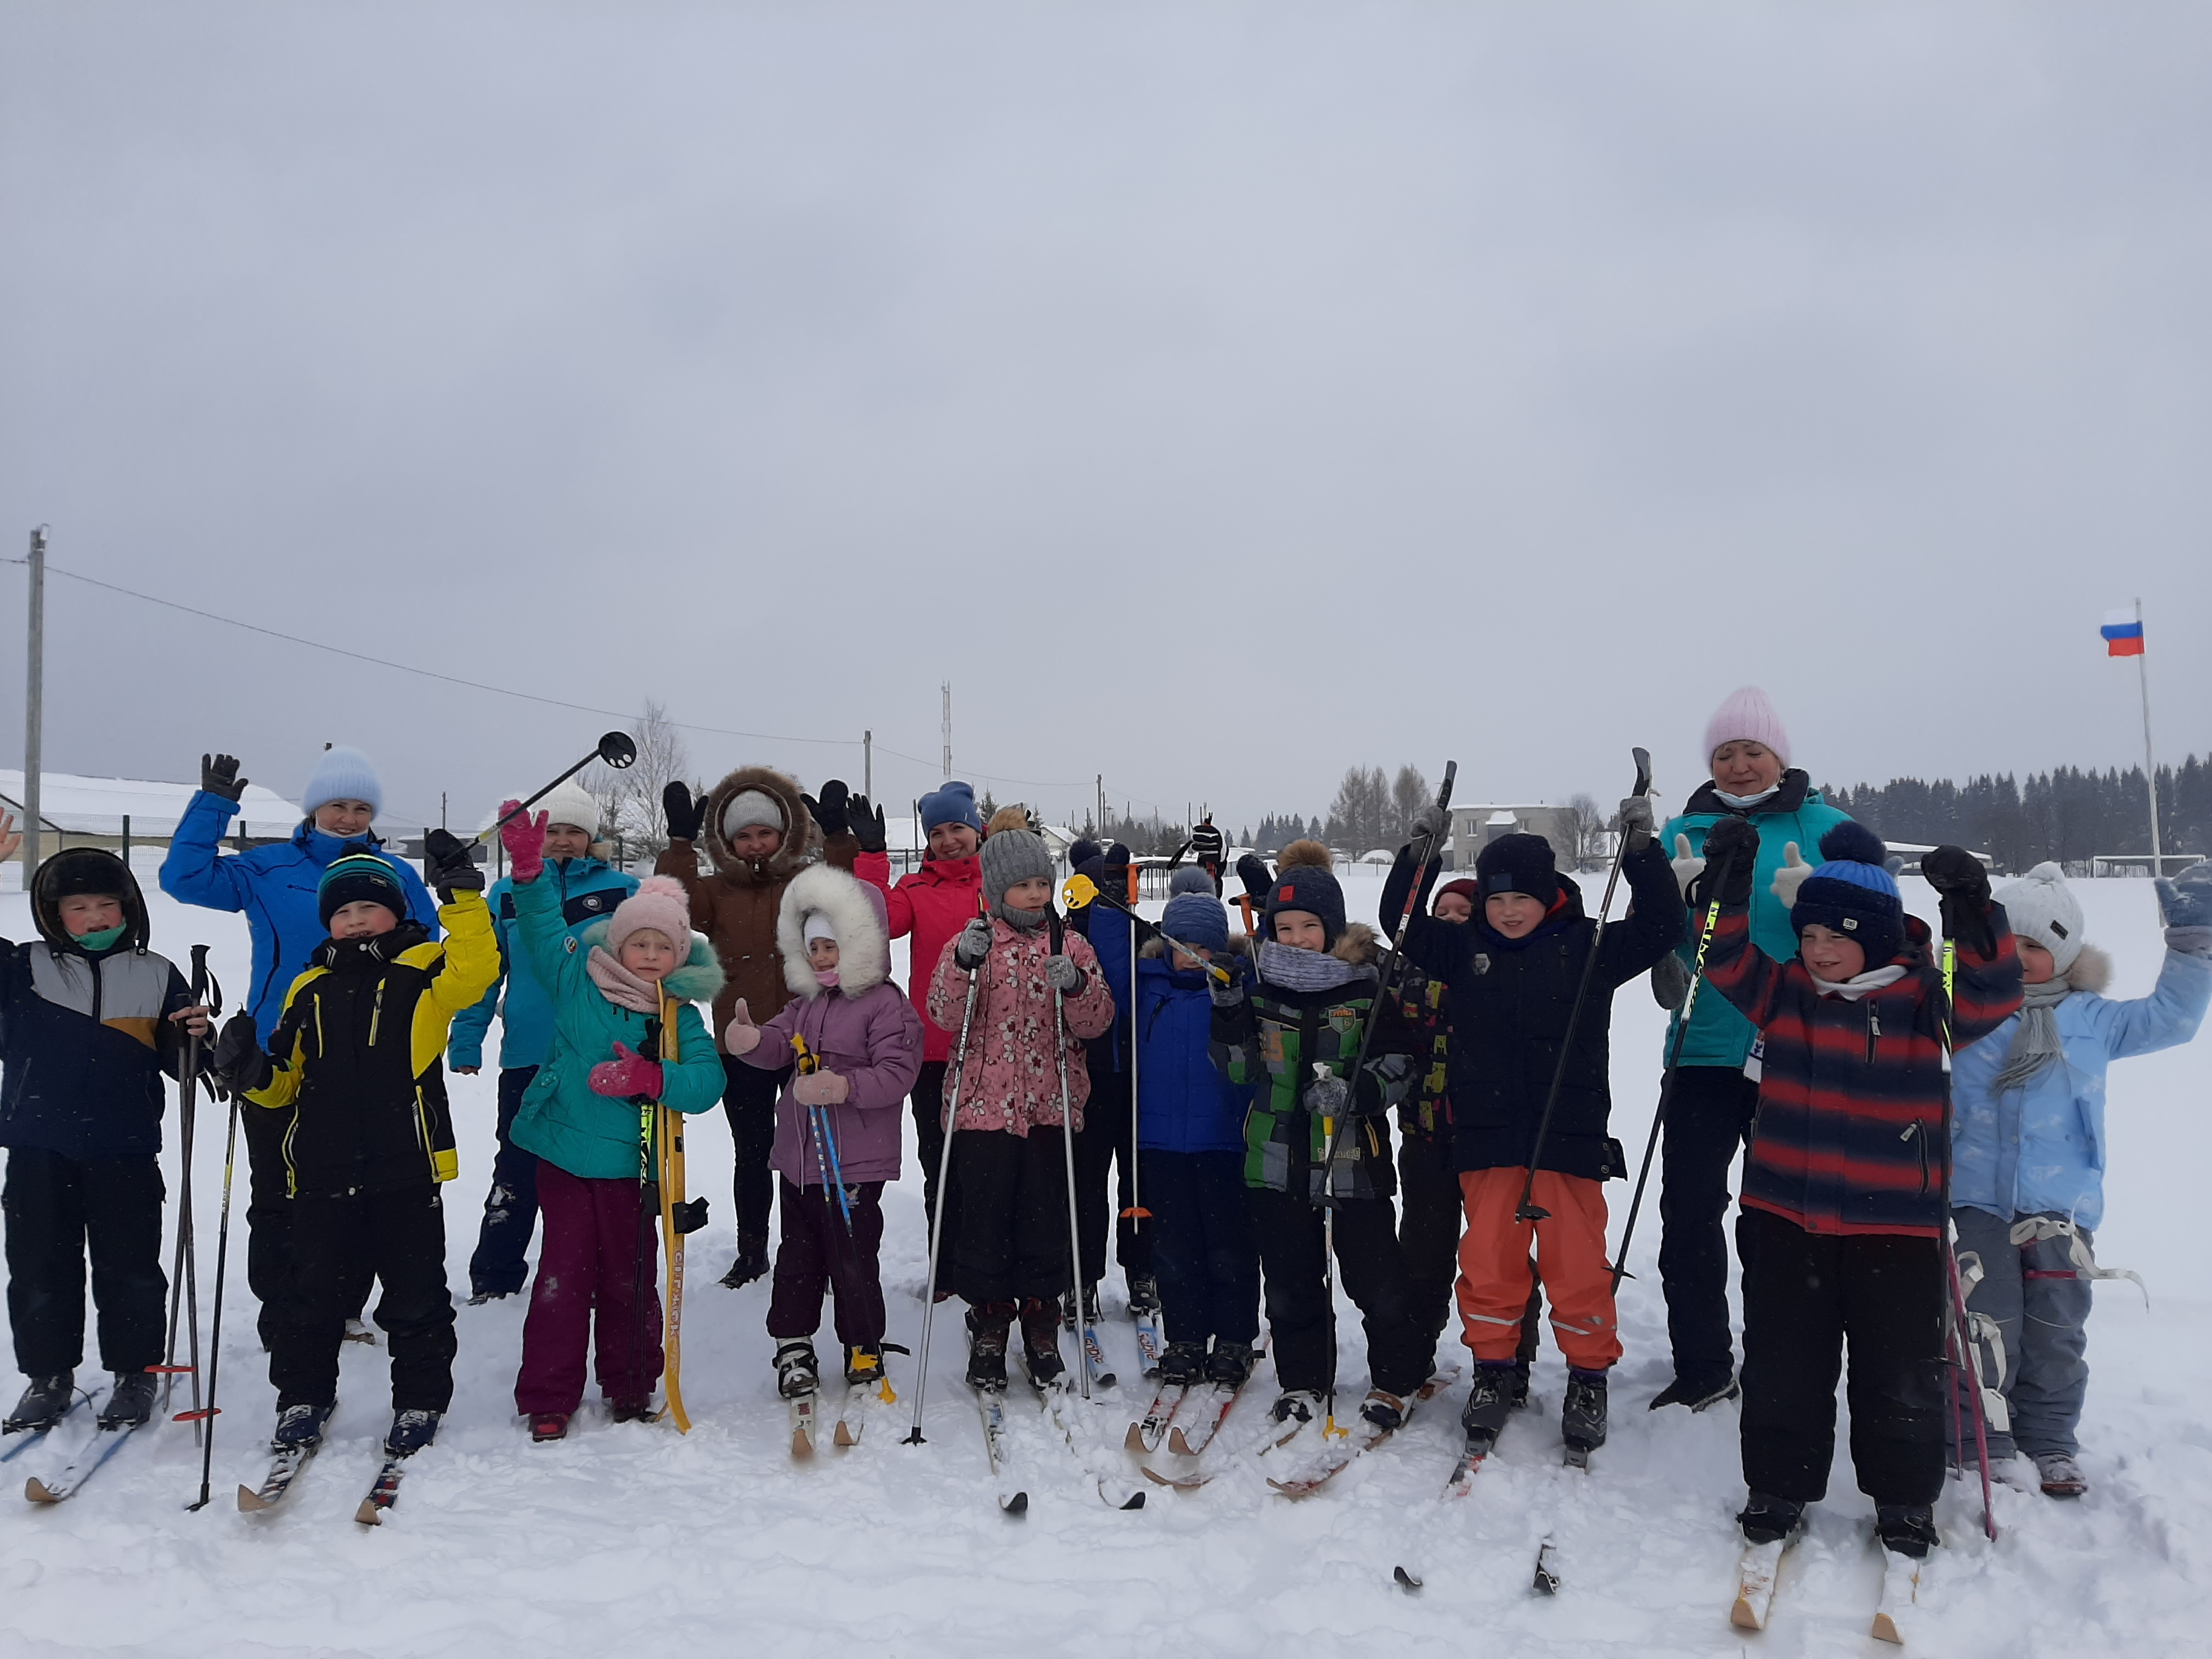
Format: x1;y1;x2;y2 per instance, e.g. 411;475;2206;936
1039;1380;1145;1509
834;1375;896;1448
977;1388;1026;1515
1871;1550;1922;1645
238;1441;322;1511
24;1421;142;1504
788;1391;820;1457
1131;1306;1166;1377
1126;1383;1187;1454
1730;1537;1789;1630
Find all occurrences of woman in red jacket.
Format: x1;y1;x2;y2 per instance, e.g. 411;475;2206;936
853;781;986;1246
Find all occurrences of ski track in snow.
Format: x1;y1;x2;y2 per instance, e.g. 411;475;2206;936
2;862;2207;1655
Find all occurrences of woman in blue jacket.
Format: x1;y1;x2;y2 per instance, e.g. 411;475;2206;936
1136;887;1259;1389
1951;861;2212;1499
159;745;437;1344
1651;688;1853;1412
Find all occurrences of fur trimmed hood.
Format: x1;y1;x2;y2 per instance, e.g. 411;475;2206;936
701;765;820;885
2062;940;2113;996
576;917;726;1006
777;864;891;998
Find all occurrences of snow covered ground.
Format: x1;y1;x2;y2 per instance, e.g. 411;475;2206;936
2;859;2208;1657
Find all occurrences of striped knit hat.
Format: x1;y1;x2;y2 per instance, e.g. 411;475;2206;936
317;851;409;928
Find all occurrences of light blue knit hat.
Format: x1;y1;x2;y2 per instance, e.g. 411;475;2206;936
301;745;383;817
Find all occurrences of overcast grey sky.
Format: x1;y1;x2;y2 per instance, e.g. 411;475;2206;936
3;2;2207;835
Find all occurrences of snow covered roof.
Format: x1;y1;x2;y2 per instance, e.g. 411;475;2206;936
0;769;303;840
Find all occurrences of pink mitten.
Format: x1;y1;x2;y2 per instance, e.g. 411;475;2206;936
791;1070;849;1107
723;998;761;1056
588;1041;663;1099
500;801;548;883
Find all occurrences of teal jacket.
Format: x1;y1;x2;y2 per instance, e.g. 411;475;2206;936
1658;771;1854;1070
506;871;725;1181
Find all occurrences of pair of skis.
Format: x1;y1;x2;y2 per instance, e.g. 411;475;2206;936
1731;1530;1924;1646
233;1410;427;1526
1263;1367;1460;1500
789;1367;900;1456
11;1386;135;1505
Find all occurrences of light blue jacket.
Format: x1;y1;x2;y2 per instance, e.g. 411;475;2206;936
1951;943;2211;1231
448;857;638;1071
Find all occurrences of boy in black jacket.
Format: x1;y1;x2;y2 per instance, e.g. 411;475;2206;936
212;838;495;1462
0;826;211;1434
1385;796;1680;1460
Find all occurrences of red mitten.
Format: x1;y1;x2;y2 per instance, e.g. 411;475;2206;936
500;800;548;883
588;1041;663;1099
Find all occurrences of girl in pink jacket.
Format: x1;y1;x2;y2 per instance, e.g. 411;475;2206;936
925;827;1113;1390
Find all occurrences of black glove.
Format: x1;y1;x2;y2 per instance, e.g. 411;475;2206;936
424;827;484;900
1236;853;1273;901
849;792;887;854
1922;845;1995;956
211;1013;271;1097
1697;816;1760;907
1361;1051;1418;1115
1650;950;1692;1012
663;781;705;843
201;753;247;803
807;780;850;837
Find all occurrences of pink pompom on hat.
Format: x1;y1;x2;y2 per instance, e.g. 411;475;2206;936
607;875;693;953
1702;686;1791;768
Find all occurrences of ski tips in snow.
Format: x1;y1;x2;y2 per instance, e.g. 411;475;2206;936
1393;1564;1422;1593
1532;1539;1560;1595
1730;1537;1788;1630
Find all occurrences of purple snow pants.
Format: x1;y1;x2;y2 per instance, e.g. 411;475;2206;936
514;1163;662;1416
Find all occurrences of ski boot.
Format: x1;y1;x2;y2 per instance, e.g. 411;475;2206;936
844;1342;888;1389
1875;1503;1939;1560
1126;1273;1161;1316
1508;1358;1532;1410
1359;1387;1410;1433
1205;1340;1257;1388
1019;1297;1065;1386
719;1233;771;1290
1648;1372;1739;1413
1459;1361;1519;1455
4;1372;73;1434
98;1370;157;1429
774;1340;820;1400
466;1289;514;1307
1562;1367;1609;1462
529;1413;569;1443
608;1397;656;1424
1737;1492;1807;1545
1270;1389;1321;1430
1156;1340;1209;1387
271;1402;332;1453
965;1302;1015;1391
2034;1451;2087;1498
1060;1282;1103;1331
385;1408;442;1458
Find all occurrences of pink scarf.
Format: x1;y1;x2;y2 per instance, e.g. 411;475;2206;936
587;946;662;1015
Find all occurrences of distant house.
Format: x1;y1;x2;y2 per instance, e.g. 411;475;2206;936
1446;804;1579;872
1;768;303;864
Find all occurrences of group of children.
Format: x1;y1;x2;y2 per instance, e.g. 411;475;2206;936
3;703;2209;1589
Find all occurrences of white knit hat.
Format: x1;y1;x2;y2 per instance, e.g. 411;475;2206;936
1993;861;2086;974
535;781;602;837
301;744;383;816
1702;687;1791;769
803;911;837;945
721;789;785;840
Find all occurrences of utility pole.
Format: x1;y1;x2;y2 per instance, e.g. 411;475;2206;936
2133;597;2164;878
864;730;873;799
1096;774;1105;838
941;683;952;780
21;527;46;887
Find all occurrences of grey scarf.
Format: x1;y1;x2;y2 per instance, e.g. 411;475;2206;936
1992;975;2073;1092
1259;940;1377;994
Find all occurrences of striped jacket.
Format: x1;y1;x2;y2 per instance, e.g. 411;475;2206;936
1703;900;2022;1238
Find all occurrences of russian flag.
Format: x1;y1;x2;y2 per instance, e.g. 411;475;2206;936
2101;608;2145;657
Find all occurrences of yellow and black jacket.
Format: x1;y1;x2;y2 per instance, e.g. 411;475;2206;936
245;894;498;1195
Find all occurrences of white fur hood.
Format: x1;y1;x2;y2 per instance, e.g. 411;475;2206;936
778;864;891;998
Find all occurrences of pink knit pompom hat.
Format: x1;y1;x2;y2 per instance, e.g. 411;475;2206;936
607;874;693;953
1702;686;1791;768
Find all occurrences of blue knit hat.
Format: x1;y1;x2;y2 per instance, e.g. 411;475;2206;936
918;780;981;834
302;745;383;817
1167;866;1215;896
1791;822;1904;968
317;851;408;928
1163;890;1229;953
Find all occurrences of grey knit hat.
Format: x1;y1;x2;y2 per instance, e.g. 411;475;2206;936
979;827;1055;907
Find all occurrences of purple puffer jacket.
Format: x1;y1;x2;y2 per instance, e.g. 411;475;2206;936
737;866;924;1187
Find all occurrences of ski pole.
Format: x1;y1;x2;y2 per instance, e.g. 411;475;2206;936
1609;839;1739;1291
1060;876;1232;986
160;947;218;1434
1125;900;1143;1248
182;1087;241;1512
1048;911;1091;1401
1513;749;1652;1223
792;1035;854;1234
470;730;637;847
905;917;989;1446
1936;933;2000;1543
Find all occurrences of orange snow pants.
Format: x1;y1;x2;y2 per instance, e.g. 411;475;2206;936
1455;1167;1621;1370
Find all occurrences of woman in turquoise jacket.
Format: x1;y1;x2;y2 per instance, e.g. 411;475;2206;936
1950;862;2212;1498
1649;687;1853;1411
498;807;724;1440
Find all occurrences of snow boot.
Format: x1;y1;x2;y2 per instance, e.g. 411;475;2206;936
844;1342;888;1389
1508;1358;1532;1410
1738;1492;1808;1545
1156;1341;1209;1387
774;1340;820;1400
529;1412;569;1443
271;1402;332;1453
965;1302;1015;1391
1271;1389;1321;1429
1126;1273;1161;1316
1359;1387;1409;1433
1562;1367;1609;1454
1019;1297;1065;1386
2034;1451;2087;1498
1649;1372;1739;1413
98;1370;157;1429
385;1408;442;1458
1205;1340;1257;1388
1460;1361;1518;1452
1876;1504;1939;1560
608;1397;656;1423
719;1234;771;1290
466;1289;513;1307
4;1372;74;1434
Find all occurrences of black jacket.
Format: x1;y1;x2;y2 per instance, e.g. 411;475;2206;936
1385;839;1684;1180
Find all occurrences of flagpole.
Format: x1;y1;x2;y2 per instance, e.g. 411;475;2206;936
2134;596;2163;879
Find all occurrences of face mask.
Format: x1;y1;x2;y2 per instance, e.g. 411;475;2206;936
1713;785;1781;810
72;922;128;952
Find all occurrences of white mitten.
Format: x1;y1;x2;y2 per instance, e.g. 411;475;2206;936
1769;843;1811;910
1671;833;1707;902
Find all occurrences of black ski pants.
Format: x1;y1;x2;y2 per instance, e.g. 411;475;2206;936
766;1177;887;1347
268;1180;456;1413
1395;1123;1464;1352
1737;1206;1946;1507
1658;1064;1759;1393
949;1127;1073;1307
3;1147;167;1378
467;1065;542;1299
1074;1065;1152;1290
1247;1184;1429;1401
721;1054;788;1251
911;1061;962;1254
242;1104;373;1347
1144;1149;1259;1347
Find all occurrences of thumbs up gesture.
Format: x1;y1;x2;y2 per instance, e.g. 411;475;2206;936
1769;842;1811;910
724;997;761;1056
1669;833;1706;902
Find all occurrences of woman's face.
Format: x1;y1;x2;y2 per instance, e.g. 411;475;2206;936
543;821;594;862
1711;741;1784;797
315;799;376;839
729;823;782;861
929;822;980;861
